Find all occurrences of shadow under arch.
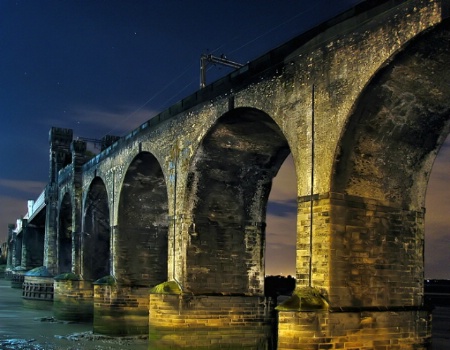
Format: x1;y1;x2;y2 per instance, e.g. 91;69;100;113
116;151;168;287
329;19;450;307
58;192;72;274
185;106;292;295
332;19;450;209
82;177;110;282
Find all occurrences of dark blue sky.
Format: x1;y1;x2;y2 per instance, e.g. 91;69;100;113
1;0;448;278
0;0;361;226
0;1;362;181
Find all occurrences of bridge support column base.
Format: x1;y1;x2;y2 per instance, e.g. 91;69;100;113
10;267;26;288
149;293;275;349
22;274;54;310
53;279;93;322
4;269;13;280
277;309;431;349
93;282;149;336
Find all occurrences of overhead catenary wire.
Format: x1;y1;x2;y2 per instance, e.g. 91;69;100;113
99;0;366;140
101;62;196;137
227;2;323;57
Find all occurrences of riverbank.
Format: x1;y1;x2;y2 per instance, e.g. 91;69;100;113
0;279;148;350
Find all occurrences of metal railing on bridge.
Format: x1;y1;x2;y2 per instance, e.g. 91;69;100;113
27;189;46;222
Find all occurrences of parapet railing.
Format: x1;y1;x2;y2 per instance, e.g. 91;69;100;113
57;163;74;185
27;189;46;222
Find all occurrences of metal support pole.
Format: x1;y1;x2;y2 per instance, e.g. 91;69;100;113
309;84;315;287
200;54;244;88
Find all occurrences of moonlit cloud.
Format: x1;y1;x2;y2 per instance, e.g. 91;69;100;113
74;106;159;135
266;155;297;276
268;154;297;203
266;213;296;246
43;105;159;139
0;179;46;196
425;136;450;279
0;179;47;240
0;195;30;238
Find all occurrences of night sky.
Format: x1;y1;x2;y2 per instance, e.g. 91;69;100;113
0;1;448;279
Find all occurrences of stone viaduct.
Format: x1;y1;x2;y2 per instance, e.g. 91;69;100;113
5;0;450;348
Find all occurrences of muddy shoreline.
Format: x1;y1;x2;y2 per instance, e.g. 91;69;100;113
0;279;148;349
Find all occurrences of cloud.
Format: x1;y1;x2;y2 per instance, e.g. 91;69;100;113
0;179;46;197
424;136;450;279
267;200;296;217
265;239;296;276
265;153;297;276
0;179;46;242
0;195;29;242
269;154;297;203
425;232;450;279
266;211;296;245
265;209;297;276
43;104;160;139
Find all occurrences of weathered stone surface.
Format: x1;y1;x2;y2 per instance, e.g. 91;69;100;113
7;0;450;346
277;309;431;350
149;293;275;349
53;279;93;322
93;281;150;336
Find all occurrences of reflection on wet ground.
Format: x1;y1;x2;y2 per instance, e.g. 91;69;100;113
0;279;148;350
2;278;449;349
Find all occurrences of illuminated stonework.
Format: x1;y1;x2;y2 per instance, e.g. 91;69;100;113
278;309;430;349
149;293;275;349
6;0;450;347
53;274;93;322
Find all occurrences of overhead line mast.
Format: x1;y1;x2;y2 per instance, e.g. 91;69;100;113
200;54;244;88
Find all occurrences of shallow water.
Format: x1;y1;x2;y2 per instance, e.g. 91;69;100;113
2;278;449;349
0;279;148;349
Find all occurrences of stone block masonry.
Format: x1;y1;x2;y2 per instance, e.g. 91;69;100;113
53;279;93;322
149;294;275;349
297;192;425;309
93;281;150;336
22;276;53;301
5;0;450;348
277;309;431;350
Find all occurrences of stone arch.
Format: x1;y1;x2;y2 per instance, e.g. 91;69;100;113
82;177;111;281
185;107;292;295
332;19;450;207
58;192;72;273
328;20;450;307
116;152;168;287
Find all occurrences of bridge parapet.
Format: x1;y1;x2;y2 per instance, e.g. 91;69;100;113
57;163;73;186
27;190;45;221
7;0;450;347
14;218;23;235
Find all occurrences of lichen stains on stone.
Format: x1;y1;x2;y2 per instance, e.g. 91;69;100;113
276;286;328;311
150;281;182;295
54;272;80;281
24;266;52;277
94;275;117;286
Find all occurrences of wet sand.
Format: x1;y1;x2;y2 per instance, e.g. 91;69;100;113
0;279;148;349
